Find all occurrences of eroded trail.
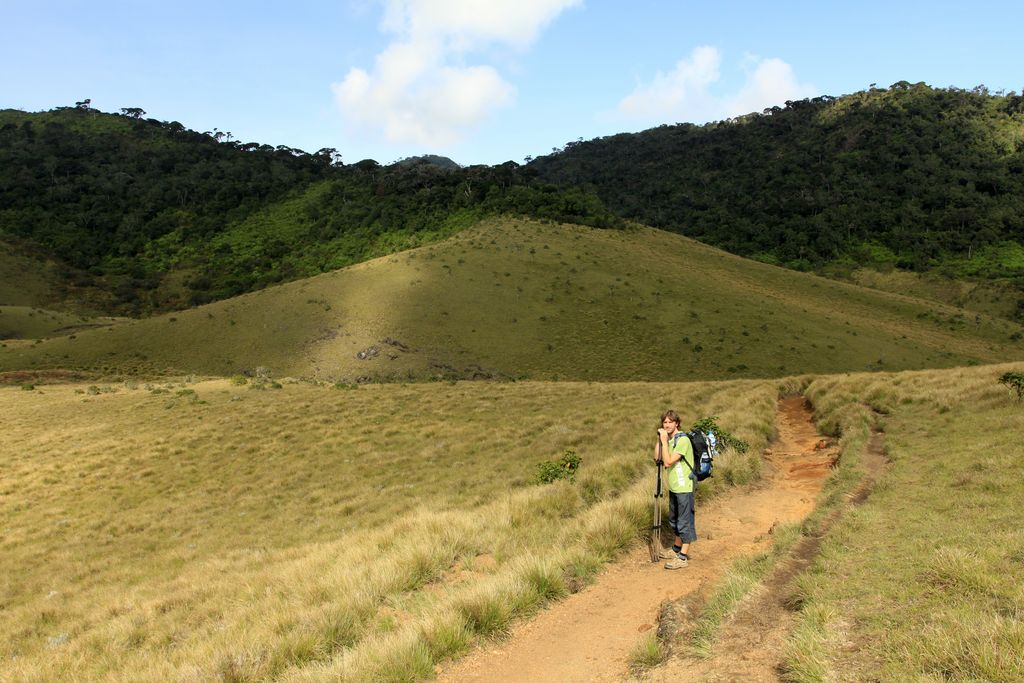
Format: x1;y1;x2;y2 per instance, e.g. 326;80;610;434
437;396;835;683
643;431;888;683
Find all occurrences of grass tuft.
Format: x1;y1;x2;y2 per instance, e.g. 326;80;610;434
627;629;666;672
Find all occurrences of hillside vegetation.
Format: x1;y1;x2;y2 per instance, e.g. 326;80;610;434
3;218;1022;381
530;82;1024;302
0;306;123;341
5;84;1024;319
0;106;614;314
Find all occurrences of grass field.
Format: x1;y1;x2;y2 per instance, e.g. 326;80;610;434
0;375;773;681
4;364;1022;680
2;218;1023;382
780;362;1024;681
5;215;1024;681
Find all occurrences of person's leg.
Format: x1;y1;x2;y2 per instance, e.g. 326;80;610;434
677;492;697;558
668;493;682;550
659;493;683;559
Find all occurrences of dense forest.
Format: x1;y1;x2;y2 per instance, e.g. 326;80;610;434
0;105;616;312
530;82;1024;279
3;83;1024;315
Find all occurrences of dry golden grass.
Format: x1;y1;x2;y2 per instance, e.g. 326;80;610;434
780;362;1024;682
7;351;1023;680
0;376;775;681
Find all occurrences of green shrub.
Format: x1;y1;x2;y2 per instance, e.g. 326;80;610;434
534;449;581;484
691;415;749;453
999;371;1024;400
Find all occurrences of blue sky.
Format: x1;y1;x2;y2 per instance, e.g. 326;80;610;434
3;1;1022;166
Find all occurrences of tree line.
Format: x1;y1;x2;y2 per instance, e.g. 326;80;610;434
0;106;617;313
3;83;1023;315
529;82;1024;280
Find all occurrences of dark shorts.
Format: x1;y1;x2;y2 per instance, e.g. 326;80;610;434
668;491;697;543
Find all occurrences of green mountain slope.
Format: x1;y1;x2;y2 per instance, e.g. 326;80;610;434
7;86;1024;320
3;218;1021;381
0;108;616;314
530;82;1024;284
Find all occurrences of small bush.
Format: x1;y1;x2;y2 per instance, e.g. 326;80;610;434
534;449;581;484
998;371;1024;401
21;383;34;391
691;415;749;453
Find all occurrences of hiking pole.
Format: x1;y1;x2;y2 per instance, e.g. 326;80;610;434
649;440;664;563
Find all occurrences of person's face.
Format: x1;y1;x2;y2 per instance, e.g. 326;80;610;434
662;416;680;435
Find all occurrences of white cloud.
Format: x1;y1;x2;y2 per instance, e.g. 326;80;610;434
334;0;580;147
381;0;578;49
617;46;722;122
616;46;817;125
724;57;817;117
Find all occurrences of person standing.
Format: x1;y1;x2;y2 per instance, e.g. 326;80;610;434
655;410;696;569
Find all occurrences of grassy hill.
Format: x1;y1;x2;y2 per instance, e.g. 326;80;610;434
0;306;124;341
0;243;61;307
0;107;615;314
845;267;1024;321
2;217;1022;381
7;86;1024;319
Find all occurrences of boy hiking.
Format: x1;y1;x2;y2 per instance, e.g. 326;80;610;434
655;410;696;569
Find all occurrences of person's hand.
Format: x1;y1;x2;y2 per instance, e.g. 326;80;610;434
657;428;668;439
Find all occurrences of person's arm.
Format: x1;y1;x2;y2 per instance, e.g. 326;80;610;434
659;430;681;467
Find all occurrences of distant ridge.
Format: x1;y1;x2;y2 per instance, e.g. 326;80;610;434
395;154;461;170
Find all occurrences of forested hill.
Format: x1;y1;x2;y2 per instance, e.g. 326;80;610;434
0;106;616;313
529;82;1024;279
0;107;332;269
5;85;1024;317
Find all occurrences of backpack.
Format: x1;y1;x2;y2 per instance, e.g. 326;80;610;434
673;430;718;481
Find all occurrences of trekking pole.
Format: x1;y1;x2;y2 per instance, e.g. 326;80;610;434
649;440;664;563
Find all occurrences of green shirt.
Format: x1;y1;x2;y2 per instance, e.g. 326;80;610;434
667;432;695;493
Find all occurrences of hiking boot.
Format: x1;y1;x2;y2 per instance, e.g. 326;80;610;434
658;548;682;560
664;555;689;570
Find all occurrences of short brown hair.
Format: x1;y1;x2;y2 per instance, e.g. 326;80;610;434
660;410;681;428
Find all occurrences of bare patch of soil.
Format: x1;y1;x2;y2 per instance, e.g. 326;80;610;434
436;396;838;683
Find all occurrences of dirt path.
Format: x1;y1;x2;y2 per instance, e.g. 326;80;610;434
642;432;889;682
437;396;836;683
